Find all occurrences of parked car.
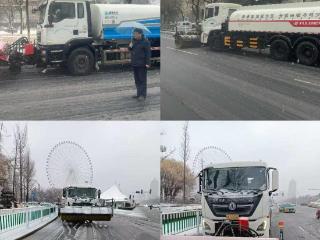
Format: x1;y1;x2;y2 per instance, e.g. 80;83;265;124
279;203;296;213
309;199;320;208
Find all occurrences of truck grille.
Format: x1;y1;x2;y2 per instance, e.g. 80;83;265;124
205;194;262;217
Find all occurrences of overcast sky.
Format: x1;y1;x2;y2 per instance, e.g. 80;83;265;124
1;121;159;195
161;121;320;197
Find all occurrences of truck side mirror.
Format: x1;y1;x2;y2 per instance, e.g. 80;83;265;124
271;169;279;191
268;169;279;194
201;9;205;20
197;171;203;194
48;15;54;26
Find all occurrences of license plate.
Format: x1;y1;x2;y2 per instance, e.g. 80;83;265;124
226;213;239;221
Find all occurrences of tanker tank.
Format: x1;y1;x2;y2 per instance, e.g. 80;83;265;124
229;1;320;34
90;4;160;41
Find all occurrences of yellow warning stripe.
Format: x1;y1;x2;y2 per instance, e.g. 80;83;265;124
224;36;231;46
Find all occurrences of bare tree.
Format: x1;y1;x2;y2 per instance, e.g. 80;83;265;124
14;124;28;203
26;0;30;38
12;130;18;200
188;0;203;24
180;122;190;204
23;150;35;202
36;188;62;203
161;148;176;161
161;159;195;202
0;0;22;33
161;0;185;24
0;122;3;153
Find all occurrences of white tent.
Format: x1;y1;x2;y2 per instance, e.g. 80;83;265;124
101;185;128;202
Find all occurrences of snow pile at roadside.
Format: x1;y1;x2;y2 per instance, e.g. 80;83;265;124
114;208;147;218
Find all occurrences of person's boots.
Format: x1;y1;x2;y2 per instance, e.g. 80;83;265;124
137;96;146;101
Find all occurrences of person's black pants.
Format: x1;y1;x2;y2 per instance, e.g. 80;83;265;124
133;66;147;98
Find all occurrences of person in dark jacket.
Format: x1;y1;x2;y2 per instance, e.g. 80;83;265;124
129;28;151;101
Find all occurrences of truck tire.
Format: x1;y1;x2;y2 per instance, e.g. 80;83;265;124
209;36;223;51
175;36;185;49
9;63;21;74
67;47;94;76
8;52;22;74
296;41;319;66
270;39;290;61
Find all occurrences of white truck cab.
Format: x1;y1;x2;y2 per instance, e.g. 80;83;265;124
37;0;89;46
201;3;241;44
199;161;279;237
60;186;113;222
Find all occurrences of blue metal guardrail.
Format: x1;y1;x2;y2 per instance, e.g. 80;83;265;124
0;204;57;239
162;209;202;235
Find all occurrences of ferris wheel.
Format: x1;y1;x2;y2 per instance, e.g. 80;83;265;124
46;141;93;188
192;146;232;175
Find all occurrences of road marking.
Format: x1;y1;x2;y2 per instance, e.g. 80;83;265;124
166;47;199;56
92;225;98;240
299;226;305;232
294;78;320;87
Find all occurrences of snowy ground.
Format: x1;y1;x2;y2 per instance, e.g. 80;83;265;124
21;205;160;240
0;64;160;120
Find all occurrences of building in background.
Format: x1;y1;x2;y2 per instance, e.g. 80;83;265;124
150;178;159;199
288;179;297;201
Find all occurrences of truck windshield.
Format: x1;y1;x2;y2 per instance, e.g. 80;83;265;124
205;7;219;19
48;2;75;23
205;8;214;19
204;167;267;191
67;188;96;198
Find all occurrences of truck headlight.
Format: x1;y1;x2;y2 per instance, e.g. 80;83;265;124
257;220;267;231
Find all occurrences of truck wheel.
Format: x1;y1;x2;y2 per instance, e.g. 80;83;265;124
9;63;21;74
270;39;290;61
209;36;223;51
175;36;184;49
296;41;319;66
67;47;94;75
